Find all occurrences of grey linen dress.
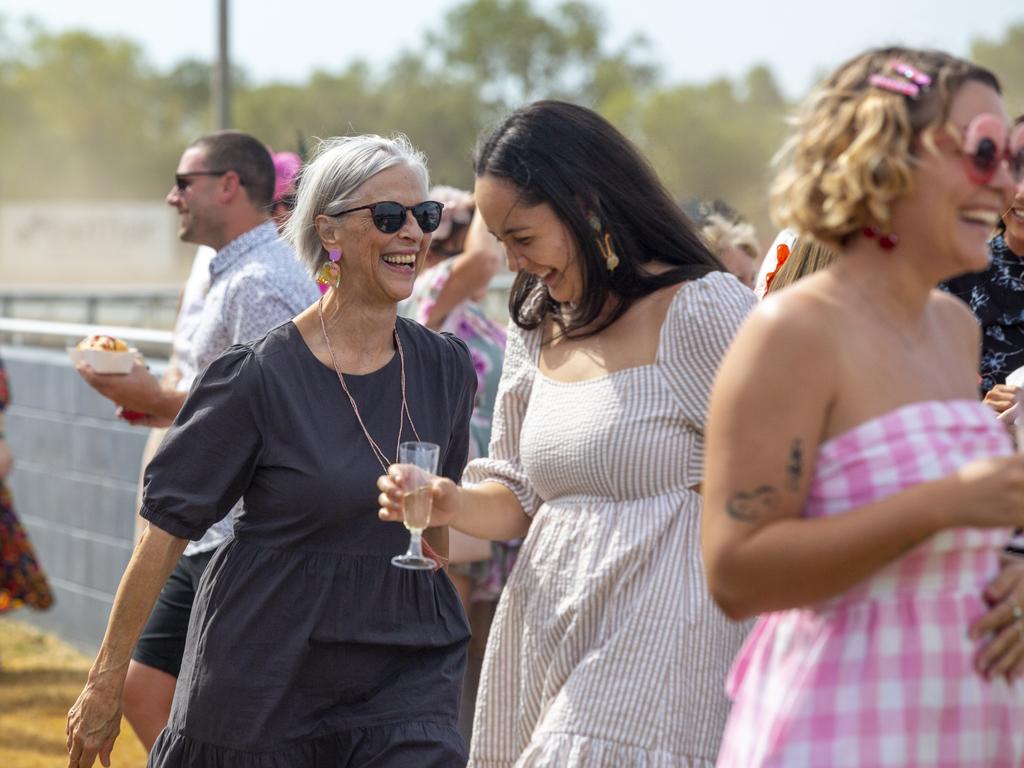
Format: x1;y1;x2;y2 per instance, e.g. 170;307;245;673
141;319;475;767
463;272;756;767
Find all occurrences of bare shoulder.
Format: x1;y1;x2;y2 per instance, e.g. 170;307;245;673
711;274;841;429
930;287;976;323
735;275;841;362
929;288;980;350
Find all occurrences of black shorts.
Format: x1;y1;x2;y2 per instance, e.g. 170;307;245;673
131;550;214;678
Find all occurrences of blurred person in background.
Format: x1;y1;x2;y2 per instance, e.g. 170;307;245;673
403;185;512;739
271;150;303;233
0;351;54;658
405;186;513;611
942;114;1024;412
379;101;754;766
761;232;838;295
73;130;318;752
691;199;760;288
67;133;474;768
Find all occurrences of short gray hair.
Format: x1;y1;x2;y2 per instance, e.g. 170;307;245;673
285;134;430;275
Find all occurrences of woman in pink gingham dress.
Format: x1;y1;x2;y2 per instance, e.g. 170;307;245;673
720;402;1024;766
703;47;1024;767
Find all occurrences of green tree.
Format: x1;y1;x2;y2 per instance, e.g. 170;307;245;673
428;0;656;110
0;25;183;199
637;68;788;239
971;23;1024;118
0;0;790;243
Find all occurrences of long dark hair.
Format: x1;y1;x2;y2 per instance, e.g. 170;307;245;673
474;100;722;337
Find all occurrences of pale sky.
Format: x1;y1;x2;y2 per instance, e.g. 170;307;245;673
1;0;1021;97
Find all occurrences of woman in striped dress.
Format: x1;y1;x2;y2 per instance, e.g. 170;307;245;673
378;101;755;766
702;48;1024;766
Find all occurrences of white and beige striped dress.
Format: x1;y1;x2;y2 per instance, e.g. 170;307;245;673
462;271;756;767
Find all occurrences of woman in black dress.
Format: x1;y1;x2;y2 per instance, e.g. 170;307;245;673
66;135;475;767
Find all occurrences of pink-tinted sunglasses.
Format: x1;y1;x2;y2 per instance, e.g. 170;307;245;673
943;114;1024;186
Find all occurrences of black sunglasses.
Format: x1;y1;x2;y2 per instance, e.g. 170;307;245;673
174;170;246;192
331;200;444;234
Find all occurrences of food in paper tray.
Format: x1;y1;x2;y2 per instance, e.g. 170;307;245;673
76;334;129;352
67;334;137;374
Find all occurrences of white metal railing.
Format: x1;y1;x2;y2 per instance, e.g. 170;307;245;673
0;272;516;355
0;317;173;354
0;286;181;328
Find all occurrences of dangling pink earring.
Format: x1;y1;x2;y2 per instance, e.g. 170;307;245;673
862;226;900;251
316;249;341;291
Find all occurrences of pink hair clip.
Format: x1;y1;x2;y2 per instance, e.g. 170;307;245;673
869;74;920;98
887;59;932;87
869;59;933;99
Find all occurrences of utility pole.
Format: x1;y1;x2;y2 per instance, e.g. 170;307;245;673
213;0;231;129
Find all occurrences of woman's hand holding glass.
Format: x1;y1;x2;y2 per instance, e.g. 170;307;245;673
378;464;462;530
385;442;451;570
379;467;532;543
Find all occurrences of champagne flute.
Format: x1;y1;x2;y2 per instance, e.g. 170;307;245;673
391;441;440;570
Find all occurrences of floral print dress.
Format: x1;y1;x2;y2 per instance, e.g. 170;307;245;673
942;234;1024;394
0;354;54;611
407;260;516;600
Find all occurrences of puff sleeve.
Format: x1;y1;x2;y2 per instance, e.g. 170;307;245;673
461;320;544;517
658;271;755;483
438;332;477;484
140;345;264;540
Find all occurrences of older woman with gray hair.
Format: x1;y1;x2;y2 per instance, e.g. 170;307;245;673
66;134;476;767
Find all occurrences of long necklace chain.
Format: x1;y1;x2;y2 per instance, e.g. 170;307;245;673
318;297;421;473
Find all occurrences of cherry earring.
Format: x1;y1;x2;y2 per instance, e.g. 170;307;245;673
862;226;900;251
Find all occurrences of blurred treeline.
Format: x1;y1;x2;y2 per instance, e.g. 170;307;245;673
1;0;1022;237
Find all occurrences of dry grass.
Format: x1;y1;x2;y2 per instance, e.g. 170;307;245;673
0;618;148;768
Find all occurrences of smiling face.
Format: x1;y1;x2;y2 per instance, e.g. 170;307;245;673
474;174;583;304
166;146;225;247
1004;172;1024;256
316;163;431;306
891;80;1014;277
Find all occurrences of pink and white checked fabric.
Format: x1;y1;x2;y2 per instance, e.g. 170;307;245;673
717;400;1024;767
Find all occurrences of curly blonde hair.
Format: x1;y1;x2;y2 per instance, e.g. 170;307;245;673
772;47;1000;245
701;213;760;260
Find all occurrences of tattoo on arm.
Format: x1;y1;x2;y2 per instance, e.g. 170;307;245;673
725;485;779;523
786;439;803;492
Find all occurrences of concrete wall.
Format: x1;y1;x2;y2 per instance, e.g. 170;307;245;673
3;344;165;653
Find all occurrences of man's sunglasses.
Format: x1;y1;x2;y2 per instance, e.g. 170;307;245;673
943;114;1024;186
174;170;245;192
330;200;444;234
